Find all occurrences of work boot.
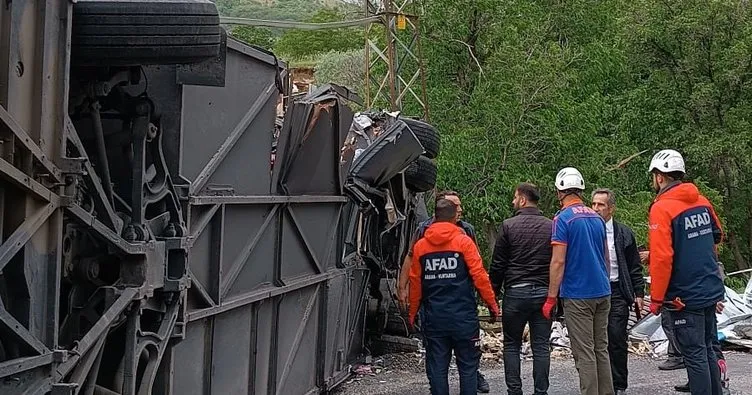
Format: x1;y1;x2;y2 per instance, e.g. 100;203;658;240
658;358;685;371
477;371;490;393
673;382;690;392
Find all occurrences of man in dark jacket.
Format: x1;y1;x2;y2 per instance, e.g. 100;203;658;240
591;188;645;395
409;199;500;395
648;149;725;395
489;183;553;395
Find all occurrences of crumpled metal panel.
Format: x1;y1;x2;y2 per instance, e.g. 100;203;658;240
348;119;423;187
272;84;356;195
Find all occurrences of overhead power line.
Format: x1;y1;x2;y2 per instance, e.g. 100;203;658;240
220;16;382;30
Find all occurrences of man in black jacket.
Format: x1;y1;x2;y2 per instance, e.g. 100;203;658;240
591;188;645;395
489;183;553;395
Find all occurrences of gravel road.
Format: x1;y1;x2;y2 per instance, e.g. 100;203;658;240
333;350;752;395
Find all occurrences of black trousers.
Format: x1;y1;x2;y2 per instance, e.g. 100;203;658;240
502;285;551;395
424;325;481;395
663;309;725;361
670;306;723;395
662;309;684;361
607;285;630;391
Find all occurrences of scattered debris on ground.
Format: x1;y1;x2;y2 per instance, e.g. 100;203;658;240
631;277;752;356
348;276;752;391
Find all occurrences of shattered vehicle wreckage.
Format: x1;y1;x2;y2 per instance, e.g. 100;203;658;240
0;0;437;394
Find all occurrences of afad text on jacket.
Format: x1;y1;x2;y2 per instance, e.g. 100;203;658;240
408;221;499;333
649;182;724;310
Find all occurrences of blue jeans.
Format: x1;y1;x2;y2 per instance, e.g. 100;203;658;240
502;284;551;395
424;325;480;395
669;305;723;395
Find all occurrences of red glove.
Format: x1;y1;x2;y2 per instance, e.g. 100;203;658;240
649;299;663;315
542;296;557;320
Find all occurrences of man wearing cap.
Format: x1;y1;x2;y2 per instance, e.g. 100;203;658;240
542;167;614;395
647;149;725;395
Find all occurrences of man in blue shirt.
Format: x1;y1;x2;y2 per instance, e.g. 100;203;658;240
542;167;614;395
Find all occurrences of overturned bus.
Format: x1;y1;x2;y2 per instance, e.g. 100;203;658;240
0;0;439;393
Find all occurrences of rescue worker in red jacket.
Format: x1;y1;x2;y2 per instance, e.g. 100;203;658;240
648;149;725;395
408;198;500;395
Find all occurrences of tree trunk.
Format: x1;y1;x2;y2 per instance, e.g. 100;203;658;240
727;232;750;271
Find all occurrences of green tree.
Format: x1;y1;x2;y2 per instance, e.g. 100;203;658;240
416;0;752;273
230;26;275;51
621;0;752;270
314;49;366;96
274;8;364;60
217;0;332;21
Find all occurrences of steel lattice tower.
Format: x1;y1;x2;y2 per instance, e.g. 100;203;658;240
364;0;429;119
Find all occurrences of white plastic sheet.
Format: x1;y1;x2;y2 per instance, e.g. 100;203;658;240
630;282;752;356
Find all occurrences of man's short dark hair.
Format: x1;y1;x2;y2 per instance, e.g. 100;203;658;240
560;188;583;197
434;198;458;222
436;190;459;203
652;170;685;181
666;171;685;181
516;183;540;203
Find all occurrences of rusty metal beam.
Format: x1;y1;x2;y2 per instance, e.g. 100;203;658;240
55;288;138;379
136;298;181;395
187;273;330;322
0;202;57;273
64;117;123;233
65;204;146;256
186;203;221;250
0;306;50;355
0;106;61;182
286;206;323;275
188;269;217;307
275;284;319;395
189;195;348;205
0;353;53;379
220;204;278;299
0;157;59;204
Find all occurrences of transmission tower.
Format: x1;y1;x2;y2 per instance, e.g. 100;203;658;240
364;0;429;119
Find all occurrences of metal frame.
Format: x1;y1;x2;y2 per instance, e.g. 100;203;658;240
365;0;429;119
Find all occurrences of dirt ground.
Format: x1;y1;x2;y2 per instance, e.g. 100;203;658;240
333;350;752;395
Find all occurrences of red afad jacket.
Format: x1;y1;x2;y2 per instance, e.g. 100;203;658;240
649;183;724;309
408;222;499;329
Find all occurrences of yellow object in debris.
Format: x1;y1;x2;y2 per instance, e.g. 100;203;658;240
397;14;407;30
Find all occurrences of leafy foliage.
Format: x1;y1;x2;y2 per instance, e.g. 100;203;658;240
314;49;366;96
218;0;363;61
217;0;334;21
417;0;752;272
219;0;752;273
274;8;364;59
229;26;275;50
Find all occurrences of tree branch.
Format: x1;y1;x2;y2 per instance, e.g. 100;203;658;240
450;39;485;78
607;150;649;171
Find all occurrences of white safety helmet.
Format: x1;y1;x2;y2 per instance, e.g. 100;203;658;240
649;149;685;174
555;167;585;191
